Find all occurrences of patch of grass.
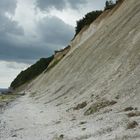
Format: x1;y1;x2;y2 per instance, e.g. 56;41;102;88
124;107;135;112
84;100;117;115
29;92;37;97
80;121;87;125
0;94;19;110
127;111;140;117
0;94;17;102
12;134;17;137
82;128;86;131
127;121;138;129
56;103;62;107
55;121;61;125
54;134;64;140
124;107;137;112
73;101;87;110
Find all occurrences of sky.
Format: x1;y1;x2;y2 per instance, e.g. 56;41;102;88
0;0;109;88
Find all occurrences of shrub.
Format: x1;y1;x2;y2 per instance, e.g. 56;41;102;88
105;0;116;10
10;55;54;89
74;0;119;36
73;101;87;110
75;10;103;36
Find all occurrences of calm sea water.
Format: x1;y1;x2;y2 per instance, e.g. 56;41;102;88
0;88;9;94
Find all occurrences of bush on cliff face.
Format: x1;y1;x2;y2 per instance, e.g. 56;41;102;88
10;56;54;89
105;0;116;10
75;0;119;36
75;10;103;36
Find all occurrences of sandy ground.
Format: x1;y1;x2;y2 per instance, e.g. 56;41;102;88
0;94;63;140
0;93;140;140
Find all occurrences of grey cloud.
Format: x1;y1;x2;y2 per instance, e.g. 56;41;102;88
0;40;53;64
36;0;87;11
5;62;28;70
0;0;49;64
68;0;87;9
38;16;74;47
0;1;27;63
0;16;74;63
0;0;74;64
0;0;24;37
36;0;65;11
0;0;17;14
0;15;24;37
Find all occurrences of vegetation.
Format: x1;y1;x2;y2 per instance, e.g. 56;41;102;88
105;0;124;10
127;121;138;129
127;111;140;117
104;0;116;10
84;100;117;115
73;101;87;110
124;107;137;112
44;59;61;73
0;94;19;110
75;0;119;36
29;92;37;98
0;94;17;102
75;10;103;36
10;56;54;89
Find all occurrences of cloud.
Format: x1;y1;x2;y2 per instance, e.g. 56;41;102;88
37;16;74;47
0;0;17;14
0;0;109;65
0;0;75;64
0;1;27;63
0;0;23;36
0;16;74;63
36;0;87;11
0;37;54;63
0;61;29;88
0;15;24;37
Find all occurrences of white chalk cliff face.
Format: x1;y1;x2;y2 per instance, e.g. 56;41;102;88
1;0;140;139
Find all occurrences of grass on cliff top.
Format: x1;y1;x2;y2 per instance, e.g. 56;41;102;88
0;94;18;103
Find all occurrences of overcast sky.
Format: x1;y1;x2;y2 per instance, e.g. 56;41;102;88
0;0;109;88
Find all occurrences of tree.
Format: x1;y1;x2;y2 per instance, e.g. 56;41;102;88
10;56;54;89
75;10;102;36
105;0;115;10
105;1;110;9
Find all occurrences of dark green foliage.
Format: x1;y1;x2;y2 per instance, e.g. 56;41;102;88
44;59;60;72
10;55;54;89
105;0;116;10
73;101;87;110
74;0;119;36
75;10;103;36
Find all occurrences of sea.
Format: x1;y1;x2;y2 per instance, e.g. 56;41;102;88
0;88;9;94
